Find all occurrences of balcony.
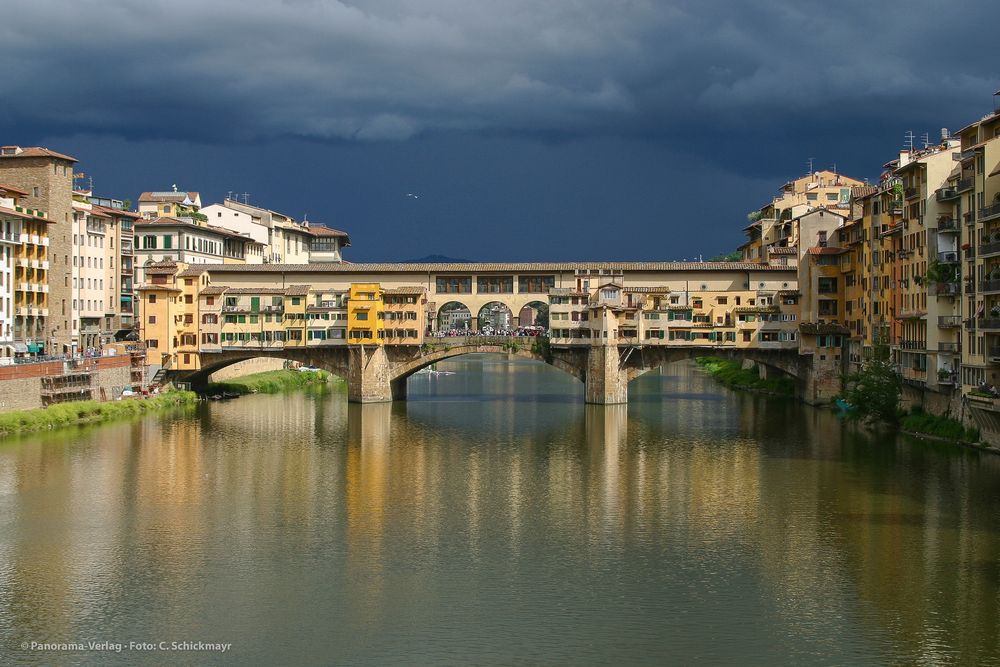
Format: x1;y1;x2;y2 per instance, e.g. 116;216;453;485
982;279;1000;293
936;187;959;202
980;318;1000;330
0;231;19;243
121;244;134;256
980;202;1000;222
889;201;904;215
936;217;959;232
929;282;959;297
937;342;960;353
990;347;1000;362
937;251;959;263
956;176;974;193
968;393;1000;412
899;340;925;350
979;241;1000;257
937;372;959;387
938;315;962;328
904;186;920;200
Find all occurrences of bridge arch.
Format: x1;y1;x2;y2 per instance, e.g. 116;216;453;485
390;344;585;384
436;301;473;331
517;300;549;328
477;301;513;331
620;346;806;385
180;349;351;390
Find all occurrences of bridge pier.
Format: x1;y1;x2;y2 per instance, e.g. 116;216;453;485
348;345;394;403
585;344;628;405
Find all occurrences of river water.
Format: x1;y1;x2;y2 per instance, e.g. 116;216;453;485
1;355;998;665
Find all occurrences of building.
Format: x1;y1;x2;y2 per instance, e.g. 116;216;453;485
348;283;384;344
0;184;51;356
200;199;351;264
741;169;865;263
134;216;264;287
0;145;77;353
137;189;202;219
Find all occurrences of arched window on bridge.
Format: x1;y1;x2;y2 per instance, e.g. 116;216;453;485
437;302;471;332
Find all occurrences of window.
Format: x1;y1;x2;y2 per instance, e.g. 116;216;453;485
146;339;158;348
436;276;472;293
148;315;156;324
148;294;157;303
163;235;173;249
518;275;556;293
477;276;514;293
357;312;369;321
818;277;838;294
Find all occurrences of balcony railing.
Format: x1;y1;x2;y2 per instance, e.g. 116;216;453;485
899;340;925;350
929;282;959;296
982;279;1000;293
938;342;960;353
956;176;974;192
938;315;962;328
979;241;1000;257
980;202;1000;222
989;347;1000;360
979;318;1000;330
936;217;959;232
936;187;959;202
937;251;959;263
904;186;920;200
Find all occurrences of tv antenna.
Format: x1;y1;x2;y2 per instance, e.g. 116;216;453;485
241;192;251;205
904;131;915;152
807;157;815;174
921;132;931;148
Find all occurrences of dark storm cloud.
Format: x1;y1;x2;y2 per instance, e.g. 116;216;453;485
3;0;996;147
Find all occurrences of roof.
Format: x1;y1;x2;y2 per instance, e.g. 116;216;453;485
790;208;848;222
199;286;228;296
305;224;350;240
0;183;29;197
136;217;261;242
138;191;200;203
145;262;179;275
0;146;77;162
0;206;49;222
807;246;848;255
851;185;878;199
769;247;797;255
383;286;427;294
148;261;798;274
622;286;671;293
285;285;311;296
176;266;208;277
223;287;288;294
989;163;1000;178
92;204;141;219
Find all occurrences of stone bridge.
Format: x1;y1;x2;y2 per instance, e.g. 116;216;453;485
174;336;835;404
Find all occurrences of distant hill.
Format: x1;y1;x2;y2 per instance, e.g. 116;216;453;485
399;254;475;263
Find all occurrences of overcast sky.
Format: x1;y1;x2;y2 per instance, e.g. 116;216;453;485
2;0;997;261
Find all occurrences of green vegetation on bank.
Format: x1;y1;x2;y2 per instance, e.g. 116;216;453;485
694;357;795;396
0;391;198;438
842;343;901;425
206;369;332;395
901;408;980;444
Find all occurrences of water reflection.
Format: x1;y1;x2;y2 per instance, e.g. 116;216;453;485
0;357;998;664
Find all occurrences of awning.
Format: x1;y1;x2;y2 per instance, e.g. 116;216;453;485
13;343;28;353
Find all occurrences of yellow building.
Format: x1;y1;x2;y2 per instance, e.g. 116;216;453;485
347;283;384;344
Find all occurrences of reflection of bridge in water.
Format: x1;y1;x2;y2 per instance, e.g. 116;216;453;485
172;335;821;405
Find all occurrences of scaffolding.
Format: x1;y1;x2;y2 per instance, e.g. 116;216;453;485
40;370;94;405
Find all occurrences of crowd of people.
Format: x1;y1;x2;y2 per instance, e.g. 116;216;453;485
430;325;546;338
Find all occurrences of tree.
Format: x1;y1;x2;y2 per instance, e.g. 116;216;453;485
844;341;901;424
709;251;743;262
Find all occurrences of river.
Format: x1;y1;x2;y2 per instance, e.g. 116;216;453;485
1;355;998;665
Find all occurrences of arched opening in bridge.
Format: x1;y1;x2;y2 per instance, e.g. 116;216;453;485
437;302;472;332
518;301;549;329
478;302;513;332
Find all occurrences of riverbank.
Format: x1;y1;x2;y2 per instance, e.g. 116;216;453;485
694;357;795;397
0;391;198;439
205;369;333;395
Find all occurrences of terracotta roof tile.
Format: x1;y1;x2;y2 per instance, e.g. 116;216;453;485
0;146;77;162
383;286;427;294
199;286;228;296
152;261;796;274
